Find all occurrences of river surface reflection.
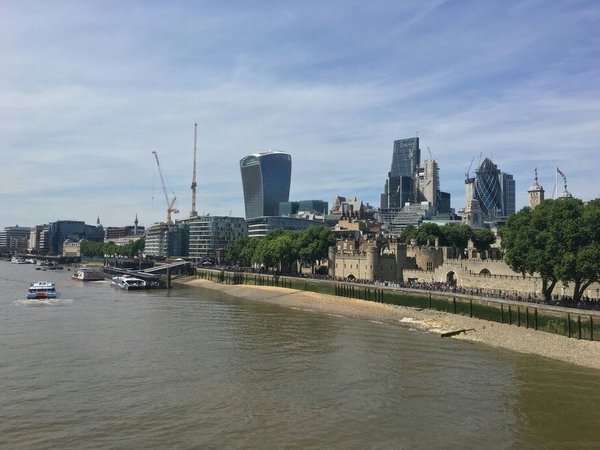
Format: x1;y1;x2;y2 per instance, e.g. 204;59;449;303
1;263;599;449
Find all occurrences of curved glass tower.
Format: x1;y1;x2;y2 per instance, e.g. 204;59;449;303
474;158;515;221
240;151;292;219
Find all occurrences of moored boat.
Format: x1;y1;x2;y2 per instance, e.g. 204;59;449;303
11;256;30;264
72;266;105;281
111;275;147;290
27;281;57;299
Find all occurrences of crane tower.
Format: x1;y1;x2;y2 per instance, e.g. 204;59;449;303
152;151;179;226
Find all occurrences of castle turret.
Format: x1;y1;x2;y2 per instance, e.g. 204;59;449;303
366;245;378;281
394;243;407;282
528;168;545;208
328;246;336;278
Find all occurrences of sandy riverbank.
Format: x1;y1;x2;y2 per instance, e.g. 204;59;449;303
176;277;600;371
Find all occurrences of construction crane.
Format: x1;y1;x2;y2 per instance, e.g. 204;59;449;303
152;150;179;226
465;156;475;180
190;123;198;218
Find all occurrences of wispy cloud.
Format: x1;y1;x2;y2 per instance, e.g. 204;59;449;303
0;1;599;227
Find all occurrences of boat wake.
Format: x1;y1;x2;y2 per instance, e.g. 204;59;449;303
15;298;74;307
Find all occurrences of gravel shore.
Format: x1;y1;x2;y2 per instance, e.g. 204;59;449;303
177;277;600;371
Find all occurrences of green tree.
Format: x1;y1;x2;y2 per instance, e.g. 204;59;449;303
472;229;496;255
270;233;298;273
441;223;473;256
296;226;335;274
502;198;600;303
399;225;417;243
412;223;443;246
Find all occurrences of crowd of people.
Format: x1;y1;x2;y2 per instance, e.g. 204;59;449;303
214;265;600;311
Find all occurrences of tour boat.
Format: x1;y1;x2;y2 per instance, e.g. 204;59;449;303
72;266;105;281
11;256;29;264
27;281;57;299
111;275;147;290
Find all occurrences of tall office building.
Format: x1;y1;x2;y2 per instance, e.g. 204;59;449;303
391;137;420;178
417;159;439;206
381;137;420;209
473;158;515;221
240;151;292;219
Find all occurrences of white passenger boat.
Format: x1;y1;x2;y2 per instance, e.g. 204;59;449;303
72;266;105;281
27;281;57;299
111;275;147;290
11;256;30;264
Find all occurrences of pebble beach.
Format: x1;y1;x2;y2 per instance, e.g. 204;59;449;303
177;277;600;371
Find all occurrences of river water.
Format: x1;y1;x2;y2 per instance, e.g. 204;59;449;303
1;262;599;449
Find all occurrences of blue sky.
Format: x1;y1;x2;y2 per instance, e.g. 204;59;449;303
1;0;599;228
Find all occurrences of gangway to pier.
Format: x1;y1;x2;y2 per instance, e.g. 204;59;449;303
142;260;191;273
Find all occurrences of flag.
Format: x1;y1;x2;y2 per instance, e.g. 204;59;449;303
557;167;565;177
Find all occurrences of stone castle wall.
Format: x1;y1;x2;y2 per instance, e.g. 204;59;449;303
330;244;600;298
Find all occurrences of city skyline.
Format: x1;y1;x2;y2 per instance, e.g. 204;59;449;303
1;1;599;228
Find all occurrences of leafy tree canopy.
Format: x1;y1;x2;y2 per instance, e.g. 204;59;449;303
502;198;600;302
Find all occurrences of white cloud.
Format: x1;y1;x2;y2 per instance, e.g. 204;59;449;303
1;1;599;227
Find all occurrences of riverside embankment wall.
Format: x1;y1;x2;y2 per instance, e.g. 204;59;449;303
193;269;600;342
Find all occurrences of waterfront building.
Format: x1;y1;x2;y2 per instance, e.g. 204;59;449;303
28;225;46;253
144;222;189;258
246;216;325;238
105;217;145;242
240;151;292;219
0;225;31;254
144;223;168;257
528;168;545;208
188;215;247;261
47;220;104;255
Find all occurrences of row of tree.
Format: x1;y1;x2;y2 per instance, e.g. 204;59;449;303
502;198;600;303
80;238;145;258
226;226;336;274
399;223;496;256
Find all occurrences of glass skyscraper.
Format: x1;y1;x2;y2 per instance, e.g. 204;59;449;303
240;151;292;219
381;137;420;209
474;158;515;221
391;137;420;177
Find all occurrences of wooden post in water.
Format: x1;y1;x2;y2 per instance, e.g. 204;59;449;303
166;267;171;289
578;315;582;340
567;313;571;338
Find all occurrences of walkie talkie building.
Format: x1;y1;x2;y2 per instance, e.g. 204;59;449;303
240;151;292;219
